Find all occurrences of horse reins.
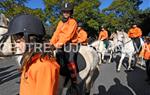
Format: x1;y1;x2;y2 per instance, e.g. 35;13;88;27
0;25;8;29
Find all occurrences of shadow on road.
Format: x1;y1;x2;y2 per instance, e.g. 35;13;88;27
93;78;134;95
0;65;13;72
0;66;20;85
93;85;107;95
126;66;150;95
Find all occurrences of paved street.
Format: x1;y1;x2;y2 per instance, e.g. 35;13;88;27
0;56;150;95
0;57;20;95
90;57;150;95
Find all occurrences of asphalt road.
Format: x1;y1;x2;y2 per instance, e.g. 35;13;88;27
0;57;20;95
0;56;150;95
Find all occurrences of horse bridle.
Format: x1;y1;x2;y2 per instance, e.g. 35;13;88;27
117;32;133;46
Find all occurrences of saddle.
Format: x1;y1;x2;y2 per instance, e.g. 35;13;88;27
56;51;86;77
132;38;142;53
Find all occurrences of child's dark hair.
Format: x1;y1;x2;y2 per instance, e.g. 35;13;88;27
19;34;55;73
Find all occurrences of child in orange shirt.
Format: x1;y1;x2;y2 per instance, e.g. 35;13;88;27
140;34;150;83
77;22;88;45
3;14;60;95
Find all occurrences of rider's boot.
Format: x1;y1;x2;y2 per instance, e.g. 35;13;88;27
67;62;80;95
67;62;78;84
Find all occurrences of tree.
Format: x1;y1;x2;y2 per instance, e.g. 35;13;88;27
101;0;143;32
0;0;45;21
138;8;150;36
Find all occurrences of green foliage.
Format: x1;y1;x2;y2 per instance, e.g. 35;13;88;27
0;0;45;21
102;0;143;32
0;0;149;38
138;8;150;36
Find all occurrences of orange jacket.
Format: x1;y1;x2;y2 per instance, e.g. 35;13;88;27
139;43;150;60
98;30;108;40
20;54;60;95
128;27;142;38
50;18;78;48
77;29;88;44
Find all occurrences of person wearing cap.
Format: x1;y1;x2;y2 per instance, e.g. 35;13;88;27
139;33;150;83
128;24;142;52
4;14;60;95
98;26;108;48
50;2;78;85
77;22;88;45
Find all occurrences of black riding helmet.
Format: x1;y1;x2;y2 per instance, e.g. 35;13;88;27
3;14;45;42
61;2;74;13
61;2;74;23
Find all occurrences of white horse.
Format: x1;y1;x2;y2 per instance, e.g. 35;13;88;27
0;13;14;57
90;39;117;64
108;32;125;63
114;31;136;72
58;46;100;95
90;40;107;64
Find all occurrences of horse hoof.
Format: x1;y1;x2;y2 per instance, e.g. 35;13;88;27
127;68;133;71
116;70;120;72
102;60;107;64
108;61;112;64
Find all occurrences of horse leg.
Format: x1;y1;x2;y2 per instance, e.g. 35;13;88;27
98;52;102;65
85;70;93;95
108;50;113;63
127;54;132;70
117;53;125;72
102;52;105;63
140;57;145;66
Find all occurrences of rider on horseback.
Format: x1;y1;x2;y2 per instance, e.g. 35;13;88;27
98;26;109;48
50;2;78;85
77;22;88;45
128;24;142;53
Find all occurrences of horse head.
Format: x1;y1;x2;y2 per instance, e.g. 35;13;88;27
90;40;106;52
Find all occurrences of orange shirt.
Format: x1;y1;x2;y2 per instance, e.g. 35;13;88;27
50;18;78;48
20;54;60;95
128;27;142;38
139;43;150;60
98;30;108;40
77;29;88;44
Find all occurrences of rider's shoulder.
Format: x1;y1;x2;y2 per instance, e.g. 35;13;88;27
68;18;77;24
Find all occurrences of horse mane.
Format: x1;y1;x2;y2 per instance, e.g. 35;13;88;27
110;32;117;39
122;31;132;42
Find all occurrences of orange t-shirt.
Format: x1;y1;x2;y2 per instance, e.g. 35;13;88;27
78;29;88;44
50;18;78;48
20;54;60;95
98;30;108;40
128;27;142;38
139;43;150;60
